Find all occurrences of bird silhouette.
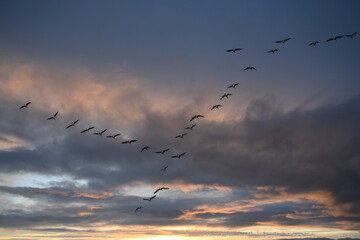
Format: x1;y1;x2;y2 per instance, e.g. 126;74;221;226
227;83;239;89
175;133;187;139
211;104;222;110
275;37;291;44
19;102;31;109
135;206;142;212
66;119;79;129
268;49;279;53
141;146;150;152
106;133;121;139
93;129;107;136
309;41;319;46
244;66;256;71
143;195;156;201
190;115;204;121
122;140;138;144
220;93;232;100
185;124;196;130
154;187;169;194
171;152;186;158
160;166;168;172
155;148;170;154
327;35;344;42
346;32;357;38
226;48;242;53
47;111;58;120
80;127;95;133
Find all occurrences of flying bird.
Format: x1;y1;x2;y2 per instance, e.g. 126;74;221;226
19;102;31;109
47;111;58;120
122;140;138;144
80;127;95;133
66;119;79;129
141;146;150;152
107;133;121;139
93;129;107;136
227;83;239;89
211;104;222;110
220;93;232;100
155;148;170;154
346;32;357;38
175;133;187;139
326;35;344;42
190;115;204;121
171;152;186;158
153;187;169;194
275;37;291;44
160;166;168;172
244;66;256;71
267;49;279;53
143;195;156;202
309;41;319;46
226;48;242;53
185;124;196;130
135;206;142;212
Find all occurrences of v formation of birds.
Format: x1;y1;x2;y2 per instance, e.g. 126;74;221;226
18;32;357;213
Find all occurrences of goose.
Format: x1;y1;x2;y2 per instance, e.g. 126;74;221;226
154;187;169;194
171;152;186;158
135;206;142;212
244;66;256;71
309;41;319;46
80;127;95;133
160;166;168;172
267;49;279;53
19;102;31;109
185;124;196;130
47;111;58;120
211;104;222;110
226;48;242;53
227;83;239;89
155;148;170;154
106;133;121;139
141;146;150;152
66;119;79;129
175;133;187;139
275;37;291;44
93;129;107;136
143;195;156;202
220;93;232;100
190;115;204;121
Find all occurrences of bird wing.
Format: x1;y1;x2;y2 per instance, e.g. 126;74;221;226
275;40;282;43
81;130;87;133
284;38;291;42
154;189;160;194
150;195;156;200
54;112;58;118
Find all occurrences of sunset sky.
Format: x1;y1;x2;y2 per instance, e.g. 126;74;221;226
1;0;360;239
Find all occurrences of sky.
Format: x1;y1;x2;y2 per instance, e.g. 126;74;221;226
0;0;360;239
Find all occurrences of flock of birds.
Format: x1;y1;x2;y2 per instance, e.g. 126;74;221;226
18;31;357;213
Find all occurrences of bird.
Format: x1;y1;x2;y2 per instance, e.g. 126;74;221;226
47;111;58;120
80;127;95;133
143;195;156;202
155;148;170;154
135;206;142;212
185;124;196;130
227;83;239;89
66;119;79;129
175;133;187;139
244;66;256;71
211;104;222;110
309;41;319;46
19;102;31;109
93;129;107;136
220;93;232;100
275;37;291;44
153;187;169;194
346;32;357;38
226;48;242;53
106;133;121;139
122;140;138;144
327;35;344;42
190;115;204;121
141;146;150;152
267;49;279;54
160;166;168;172
171;152;186;158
